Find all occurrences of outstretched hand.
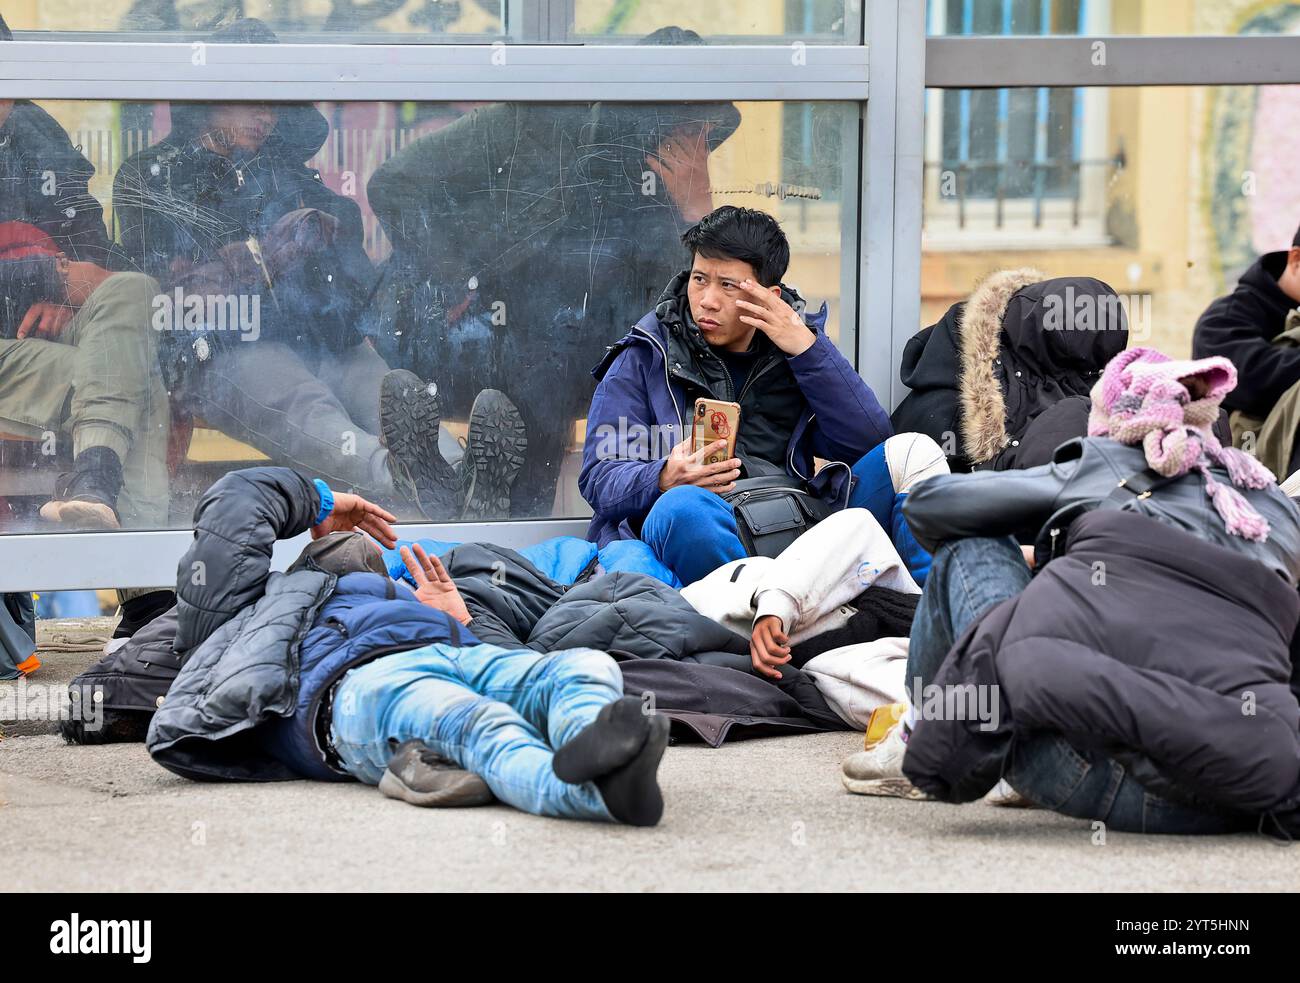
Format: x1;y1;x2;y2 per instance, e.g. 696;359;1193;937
401;544;472;626
311;491;398;548
750;614;792;680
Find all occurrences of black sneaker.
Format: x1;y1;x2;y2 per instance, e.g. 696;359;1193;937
39;446;122;530
460;389;527;521
379;370;460;520
378;740;494;808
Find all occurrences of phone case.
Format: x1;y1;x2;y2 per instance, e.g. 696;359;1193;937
692;399;741;465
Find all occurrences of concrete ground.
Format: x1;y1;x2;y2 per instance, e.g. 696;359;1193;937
3;622;1296;892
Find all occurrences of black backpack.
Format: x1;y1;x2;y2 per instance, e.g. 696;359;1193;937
61;607;180;744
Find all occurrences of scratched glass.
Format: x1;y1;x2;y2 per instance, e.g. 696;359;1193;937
1;1;858;43
0;97;855;531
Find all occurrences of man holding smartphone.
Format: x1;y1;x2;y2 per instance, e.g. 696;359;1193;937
579;205;897;585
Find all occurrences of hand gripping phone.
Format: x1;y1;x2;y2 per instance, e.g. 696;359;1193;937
691;398;741;466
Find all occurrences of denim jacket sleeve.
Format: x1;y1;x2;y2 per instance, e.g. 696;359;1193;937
786;331;893;463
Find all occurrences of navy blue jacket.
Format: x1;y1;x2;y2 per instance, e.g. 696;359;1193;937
149;466;476;783
258;572;475;781
579;272;892;546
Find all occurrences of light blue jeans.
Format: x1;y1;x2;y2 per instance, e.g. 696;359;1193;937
330;642;621;821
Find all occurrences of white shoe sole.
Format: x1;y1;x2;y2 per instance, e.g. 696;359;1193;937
841;773;933;799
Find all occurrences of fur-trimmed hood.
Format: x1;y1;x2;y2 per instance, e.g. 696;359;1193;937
893;269;1129;469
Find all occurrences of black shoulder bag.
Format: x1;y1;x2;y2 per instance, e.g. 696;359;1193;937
723;475;835;559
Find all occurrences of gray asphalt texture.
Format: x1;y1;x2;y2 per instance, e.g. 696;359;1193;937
3;621;1293;892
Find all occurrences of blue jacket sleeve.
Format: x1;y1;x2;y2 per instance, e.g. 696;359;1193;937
787;331;893;462
578;348;671;526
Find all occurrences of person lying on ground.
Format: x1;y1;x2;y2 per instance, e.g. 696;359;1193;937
843;346;1300;837
139;466;670;826
391;507;926;733
892;269;1128;473
580;204;942;586
1193;219;1300;482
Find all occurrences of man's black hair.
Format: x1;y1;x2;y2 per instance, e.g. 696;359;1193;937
1293;221;1300;248
0;256;64;339
681;205;790;287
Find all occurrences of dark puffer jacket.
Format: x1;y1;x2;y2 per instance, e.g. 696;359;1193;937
438;542;847;738
147;467;469;782
903;508;1300;825
901;439;1300;829
112;19;373;359
892;270;1128;471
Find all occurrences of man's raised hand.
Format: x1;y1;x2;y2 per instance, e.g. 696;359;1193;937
400;544;472;626
311;491;398;548
734;279;814;357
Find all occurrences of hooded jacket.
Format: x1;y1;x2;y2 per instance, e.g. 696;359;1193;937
111;19;372;357
892;270;1128;471
579;271;893;547
0;101;115;266
1193;252;1300;417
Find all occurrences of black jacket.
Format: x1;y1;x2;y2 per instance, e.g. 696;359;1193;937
1193;252;1300;417
0;101;116;266
111;21;372;358
904;436;1300;584
892;271;1127;471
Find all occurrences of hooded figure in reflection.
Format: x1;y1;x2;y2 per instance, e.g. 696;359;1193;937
112;17;506;522
366;26;742;518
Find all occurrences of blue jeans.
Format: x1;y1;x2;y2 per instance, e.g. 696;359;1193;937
910;536;1251;834
642;443;930;587
330;643;620;821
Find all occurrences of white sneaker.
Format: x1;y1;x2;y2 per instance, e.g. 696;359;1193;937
840;723;931;799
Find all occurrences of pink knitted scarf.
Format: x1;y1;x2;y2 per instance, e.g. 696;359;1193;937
1087;346;1275;541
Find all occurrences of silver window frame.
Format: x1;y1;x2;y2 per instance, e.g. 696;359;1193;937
0;3;906;591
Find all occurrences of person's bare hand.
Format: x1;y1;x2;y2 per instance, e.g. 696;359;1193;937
1021;545;1037;569
645;122;715;221
750;614;791;680
312;491;398;548
734;279;814;357
401;544;472;626
16;302;75;340
657;437;741;494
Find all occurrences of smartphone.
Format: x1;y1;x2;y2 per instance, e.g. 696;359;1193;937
692;398;741;465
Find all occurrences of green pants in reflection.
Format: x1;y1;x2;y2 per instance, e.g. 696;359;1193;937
0;272;169;527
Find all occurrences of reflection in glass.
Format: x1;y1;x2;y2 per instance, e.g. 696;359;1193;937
0;80;851;530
